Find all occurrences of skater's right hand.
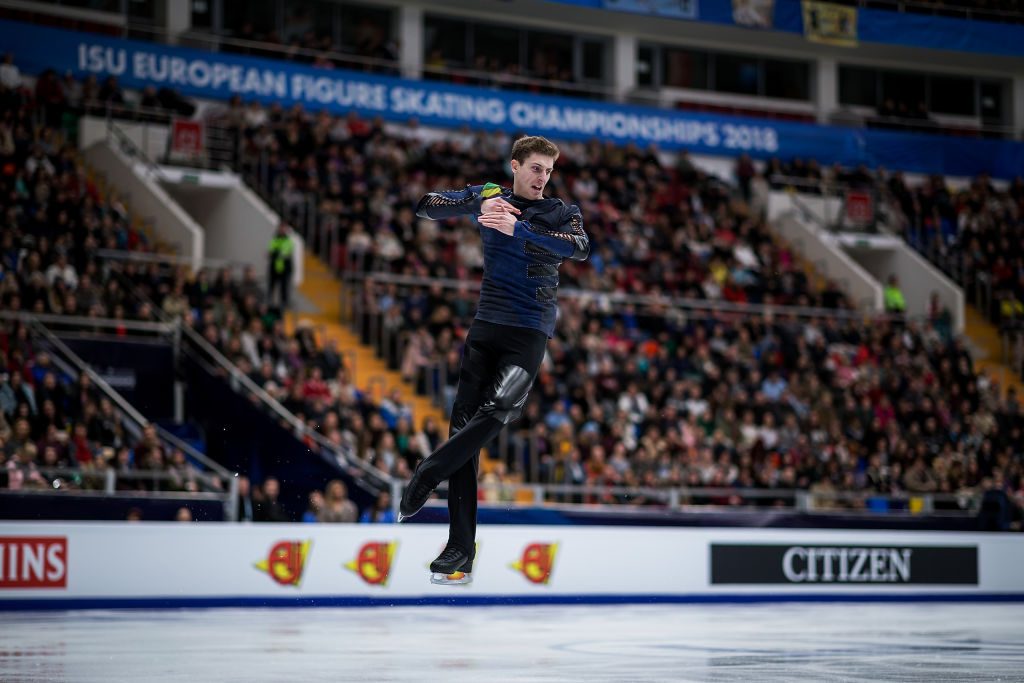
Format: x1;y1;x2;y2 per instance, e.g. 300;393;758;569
480;197;520;216
478;210;517;236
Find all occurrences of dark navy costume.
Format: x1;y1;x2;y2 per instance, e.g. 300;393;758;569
411;184;589;563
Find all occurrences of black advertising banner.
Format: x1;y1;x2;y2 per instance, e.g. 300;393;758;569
711;544;978;585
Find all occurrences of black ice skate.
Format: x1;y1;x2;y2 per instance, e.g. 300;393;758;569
429;545;473;586
398;463;436;522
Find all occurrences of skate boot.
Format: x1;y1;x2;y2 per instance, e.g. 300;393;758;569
399;463;436;522
429;545;473;586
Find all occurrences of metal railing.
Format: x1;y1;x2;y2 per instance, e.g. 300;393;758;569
105;117;167;182
167;27;616;104
2;315;988;519
0;311;239;517
410;480;982;516
177;320;392;492
0;310;176;336
768;173;879;197
95;248;250;273
0;308;394;514
851;112;1018;139
346;270;913;323
11;466;226;497
47;324;237;495
94;262;392;495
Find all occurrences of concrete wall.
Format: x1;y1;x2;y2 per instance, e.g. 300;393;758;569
79;117;168;164
84;141;203;269
768;193;883;311
845;241;965;333
163;182;303;285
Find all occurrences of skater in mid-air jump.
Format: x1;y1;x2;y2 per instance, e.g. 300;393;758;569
401;135;589;584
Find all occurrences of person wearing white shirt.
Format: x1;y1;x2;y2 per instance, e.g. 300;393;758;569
25;146;55;178
617;381;650;424
243;101;267;130
45;254;78;290
0;54;20;90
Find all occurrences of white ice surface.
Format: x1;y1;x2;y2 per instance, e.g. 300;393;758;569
1;603;1023;682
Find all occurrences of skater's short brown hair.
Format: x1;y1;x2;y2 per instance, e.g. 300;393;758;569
511;136;559;164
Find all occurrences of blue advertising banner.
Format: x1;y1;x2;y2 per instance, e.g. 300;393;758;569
2;20;1022;178
854;6;1024;58
545;0;1024;57
603;0;700;20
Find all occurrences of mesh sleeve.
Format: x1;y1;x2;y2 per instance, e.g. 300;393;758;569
415;188;482;220
514;209;589;261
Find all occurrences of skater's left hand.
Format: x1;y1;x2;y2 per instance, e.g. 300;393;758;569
478;210;517;236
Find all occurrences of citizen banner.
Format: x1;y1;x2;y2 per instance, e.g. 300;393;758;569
0;525;1019;608
710;544;978;585
801;0;858;47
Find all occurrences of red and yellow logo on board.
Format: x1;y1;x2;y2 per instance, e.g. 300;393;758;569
254;540;311;587
345;541;397;586
511;543;558;585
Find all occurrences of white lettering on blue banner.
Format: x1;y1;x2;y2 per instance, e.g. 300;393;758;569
5;20;1019;177
65;34;782;153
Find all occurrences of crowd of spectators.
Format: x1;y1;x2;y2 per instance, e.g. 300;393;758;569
762;153;1024;333
206;97;1023;521
360;276;1023;518
3;53;1022;524
218;16;585;97
231;474;389;524
224;21;399;76
868;98;939;134
0;68;389;522
0;321;212;497
0;74;223;502
2;53;194;132
886;172;1024;327
226;106;847;311
0;311;383;526
422;51;587;99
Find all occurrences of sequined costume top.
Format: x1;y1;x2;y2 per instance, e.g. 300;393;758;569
415;184;589;337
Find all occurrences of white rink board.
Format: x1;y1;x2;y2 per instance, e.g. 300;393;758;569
0;523;1022;607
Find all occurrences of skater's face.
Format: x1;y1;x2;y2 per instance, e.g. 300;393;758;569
512;153;556;200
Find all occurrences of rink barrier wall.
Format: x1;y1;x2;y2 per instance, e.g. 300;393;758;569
0;523;1022;610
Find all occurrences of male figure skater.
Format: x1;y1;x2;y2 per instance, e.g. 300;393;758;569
403;135;589;584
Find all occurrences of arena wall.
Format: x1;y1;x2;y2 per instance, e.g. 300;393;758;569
0;523;1021;609
767;196;884;311
83;141;205;269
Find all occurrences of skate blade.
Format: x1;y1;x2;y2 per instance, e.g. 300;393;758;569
430;571;472;586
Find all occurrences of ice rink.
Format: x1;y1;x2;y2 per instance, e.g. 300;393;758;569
2;603;1023;682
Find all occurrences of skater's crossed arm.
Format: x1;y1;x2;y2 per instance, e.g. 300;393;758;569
415;183;518;221
479;205;589;261
514;206;589;261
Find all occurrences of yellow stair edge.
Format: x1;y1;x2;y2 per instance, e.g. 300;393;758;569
290;253;503;475
288;255;446;431
964;307;1024;398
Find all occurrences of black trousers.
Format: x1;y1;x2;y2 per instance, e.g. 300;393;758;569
269;271;291;310
417;320;547;560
